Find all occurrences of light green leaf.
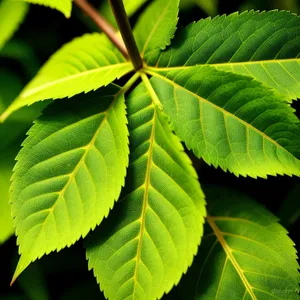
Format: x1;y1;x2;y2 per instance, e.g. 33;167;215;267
180;186;300;300
100;0;148;28
21;0;72;18
147;11;300;101
134;0;179;59
0;0;29;50
0;33;133;122
86;80;206;300
146;65;300;178
11;85;129;282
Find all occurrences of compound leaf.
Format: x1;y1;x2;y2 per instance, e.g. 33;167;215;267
0;0;29;50
146;66;300;178
11;85;129;282
180;186;300;299
21;0;72;17
0;33;133;122
147;11;300;101
86;81;206;300
134;0;179;60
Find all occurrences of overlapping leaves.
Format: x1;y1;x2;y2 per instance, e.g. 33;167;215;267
146;66;300;178
3;0;300;299
146;10;300;101
10;85;129;281
86;81;206;300
180;186;300;299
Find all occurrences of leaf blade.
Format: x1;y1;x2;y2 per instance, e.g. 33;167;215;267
0;33;133;122
134;0;179;58
146;65;300;178
86;81;206;300
180;186;300;299
21;0;72;17
148;11;300;101
11;85;129;281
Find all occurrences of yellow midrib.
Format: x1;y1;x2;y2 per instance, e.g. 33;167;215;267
132;107;156;298
206;215;257;300
146;70;299;162
147;58;300;71
38;96;118;235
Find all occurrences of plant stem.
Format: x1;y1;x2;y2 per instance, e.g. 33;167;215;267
108;0;143;70
73;0;128;58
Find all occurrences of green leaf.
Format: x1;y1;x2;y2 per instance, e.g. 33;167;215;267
0;0;29;50
11;85;129;282
145;65;300;178
0;33;133;122
180;186;300;300
100;0;148;28
21;0;72;18
86;80;206;300
134;0;179;59
147;11;300;101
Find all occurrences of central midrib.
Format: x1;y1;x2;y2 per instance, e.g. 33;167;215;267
206;215;257;300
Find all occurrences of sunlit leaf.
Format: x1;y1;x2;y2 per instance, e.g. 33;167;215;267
11;85;129;282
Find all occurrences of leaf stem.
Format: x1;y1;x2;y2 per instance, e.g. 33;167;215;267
120;72;141;94
73;0;128;58
140;72;163;109
108;0;143;71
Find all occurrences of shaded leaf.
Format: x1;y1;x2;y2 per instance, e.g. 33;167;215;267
0;33;133;122
86;81;206;300
180;186;300;300
11;85;129;282
146;65;300;178
278;183;300;227
0;0;28;50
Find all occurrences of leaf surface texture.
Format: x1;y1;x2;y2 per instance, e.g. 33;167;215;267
86;81;206;300
0;33;133;121
180;186;300;299
146;66;300;178
148;11;300;101
22;0;72;17
134;0;179;59
11;86;129;281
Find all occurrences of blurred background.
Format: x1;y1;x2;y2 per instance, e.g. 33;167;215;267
0;0;299;299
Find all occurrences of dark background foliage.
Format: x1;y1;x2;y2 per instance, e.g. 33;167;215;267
0;0;299;299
